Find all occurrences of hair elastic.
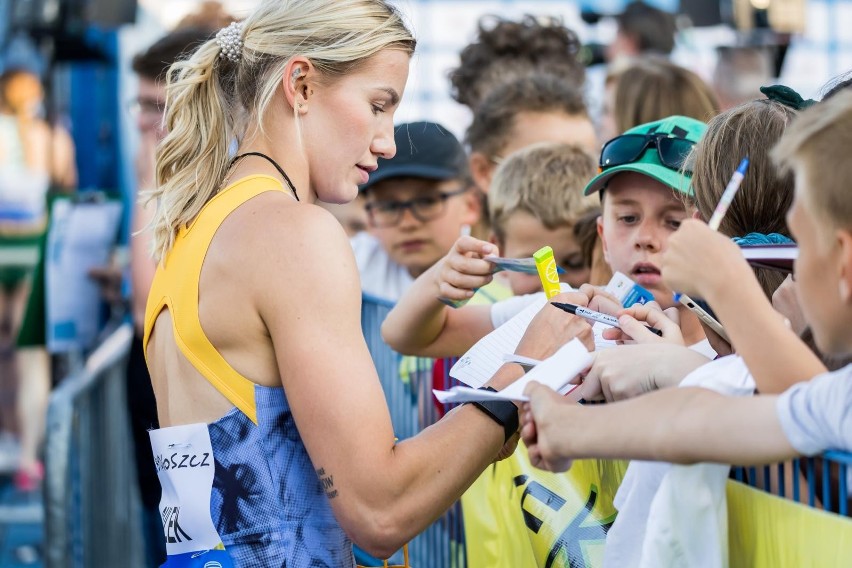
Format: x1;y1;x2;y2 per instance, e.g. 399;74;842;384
216;21;244;63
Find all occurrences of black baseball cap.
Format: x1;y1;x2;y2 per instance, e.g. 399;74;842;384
359;121;467;192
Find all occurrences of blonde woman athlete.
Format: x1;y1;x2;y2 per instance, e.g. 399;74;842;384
142;1;590;565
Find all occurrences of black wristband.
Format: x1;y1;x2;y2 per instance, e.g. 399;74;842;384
466;386;519;444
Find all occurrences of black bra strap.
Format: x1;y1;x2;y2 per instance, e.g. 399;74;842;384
229;151;300;201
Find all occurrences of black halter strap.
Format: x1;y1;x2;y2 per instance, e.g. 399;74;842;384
228;151;300;201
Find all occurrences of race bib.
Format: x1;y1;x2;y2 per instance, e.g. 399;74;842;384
150;423;234;568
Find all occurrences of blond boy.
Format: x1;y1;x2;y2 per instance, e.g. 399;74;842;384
488;143;597;294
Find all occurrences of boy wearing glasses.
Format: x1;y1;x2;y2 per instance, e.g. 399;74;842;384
381;115;711;358
353;121;482;302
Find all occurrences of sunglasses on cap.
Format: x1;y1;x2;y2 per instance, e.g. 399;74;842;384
599;133;695;174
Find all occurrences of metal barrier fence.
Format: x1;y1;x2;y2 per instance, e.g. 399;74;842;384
733;453;851;515
44;323;145;568
361;294;466;568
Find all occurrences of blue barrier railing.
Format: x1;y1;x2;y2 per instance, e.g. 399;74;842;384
360;294;466;568
733;452;851;516
825;451;852;517
44;323;146;567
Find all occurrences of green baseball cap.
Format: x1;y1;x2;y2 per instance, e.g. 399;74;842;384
583;115;707;196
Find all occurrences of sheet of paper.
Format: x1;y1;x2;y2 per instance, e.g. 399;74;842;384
739;244;797;260
436;339;590;402
433;385;530;403
449;298;544;387
149;423;227;556
740;244;797;272
433;382;583;404
498;339;592;399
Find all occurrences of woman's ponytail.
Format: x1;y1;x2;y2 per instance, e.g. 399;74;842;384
146;39;234;261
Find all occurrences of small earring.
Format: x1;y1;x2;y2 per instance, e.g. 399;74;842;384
292;69;300;79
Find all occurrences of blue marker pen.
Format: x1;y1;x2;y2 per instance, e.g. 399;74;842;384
678;159;748;285
707;157;749;231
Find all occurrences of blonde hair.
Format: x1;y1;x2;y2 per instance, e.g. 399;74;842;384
773;90;852;231
149;0;415;260
489;143;597;243
614;57;718;133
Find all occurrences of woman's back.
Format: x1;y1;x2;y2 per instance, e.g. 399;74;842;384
145;174;289;427
145;173;355;566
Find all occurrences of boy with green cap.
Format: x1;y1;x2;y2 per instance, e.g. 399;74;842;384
381;115;711;358
585;115;708;344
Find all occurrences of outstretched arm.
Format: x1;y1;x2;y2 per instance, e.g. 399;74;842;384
578;343;710;402
257;206;590;558
662;220;826;393
522;382;797;472
381;235;499;357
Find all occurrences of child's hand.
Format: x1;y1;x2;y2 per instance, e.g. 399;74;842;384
521;382;576;473
661;219;750;299
578;283;622;316
435;236;498;301
515;292;595;360
601;302;684;344
577;344;710;402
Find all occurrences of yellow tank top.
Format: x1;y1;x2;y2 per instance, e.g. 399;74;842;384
143;175;293;425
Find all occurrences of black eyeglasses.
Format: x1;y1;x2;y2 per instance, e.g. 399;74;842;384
365;187;468;228
600;133;695;174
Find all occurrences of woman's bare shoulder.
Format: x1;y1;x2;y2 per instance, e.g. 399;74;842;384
234;194;348;244
218;194;355;281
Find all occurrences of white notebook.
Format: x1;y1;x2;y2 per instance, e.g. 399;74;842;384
449;298;544;387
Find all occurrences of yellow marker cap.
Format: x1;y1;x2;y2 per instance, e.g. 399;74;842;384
533;245;561;299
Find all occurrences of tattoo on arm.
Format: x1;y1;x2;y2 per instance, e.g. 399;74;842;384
316;467;338;499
